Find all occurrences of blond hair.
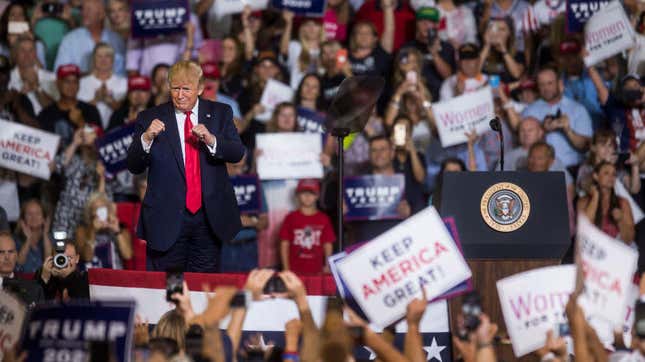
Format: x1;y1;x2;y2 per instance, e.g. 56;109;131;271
168;60;203;85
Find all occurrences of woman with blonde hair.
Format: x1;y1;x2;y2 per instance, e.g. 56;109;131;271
75;193;132;269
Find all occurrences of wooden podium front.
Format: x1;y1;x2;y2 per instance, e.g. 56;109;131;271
440;172;571;362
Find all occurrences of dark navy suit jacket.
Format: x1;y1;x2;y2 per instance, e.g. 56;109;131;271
127;99;245;252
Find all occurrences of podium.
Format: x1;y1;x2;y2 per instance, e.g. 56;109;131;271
440;171;570;361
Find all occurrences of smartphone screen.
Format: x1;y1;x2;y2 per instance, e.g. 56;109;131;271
166;270;184;302
336;48;348;68
406;70;417;84
394;124;407;146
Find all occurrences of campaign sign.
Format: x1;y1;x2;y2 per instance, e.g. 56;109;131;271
257;79;295;122
336;207;471;328
271;0;327;16
0;291;26;361
576;215;638;327
256;133;323;180
566;0;610;33
497;265;576;357
130;0;189;38
432;86;495;147
343;174;405;221
23;301;135;362
96;124;135;175
583;0;636;66
0;119;60;180
297;107;326;134
231;175;261;214
214;0;269;17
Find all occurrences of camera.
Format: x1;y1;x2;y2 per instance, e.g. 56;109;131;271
458;291;482;340
53;235;69;269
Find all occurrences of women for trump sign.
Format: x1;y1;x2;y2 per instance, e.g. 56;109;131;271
336;207;471;328
432;87;495;147
583;0;635;66
497;265;576;357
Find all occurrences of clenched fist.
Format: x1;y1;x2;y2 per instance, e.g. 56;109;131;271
143;119;165;144
191;124;216;146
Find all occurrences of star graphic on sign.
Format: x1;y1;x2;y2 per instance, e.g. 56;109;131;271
423;337;447;361
363;346;377;360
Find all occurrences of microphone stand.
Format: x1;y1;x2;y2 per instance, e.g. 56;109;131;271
490;118;504;171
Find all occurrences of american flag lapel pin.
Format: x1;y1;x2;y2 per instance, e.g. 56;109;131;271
206;114;211;118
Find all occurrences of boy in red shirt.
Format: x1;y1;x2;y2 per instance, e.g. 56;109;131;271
279;179;336;274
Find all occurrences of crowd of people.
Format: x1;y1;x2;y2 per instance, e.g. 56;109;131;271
0;0;644;360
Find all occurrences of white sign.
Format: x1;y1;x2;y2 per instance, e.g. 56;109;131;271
497;265;576;357
256;133;323;180
432;86;495;147
336;207;471;328
0;119;60;180
0;290;26;360
257;79;295;122
576;215;638;327
583;0;636;66
213;0;269;17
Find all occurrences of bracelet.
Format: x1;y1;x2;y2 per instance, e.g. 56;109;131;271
476;341;493;350
283;352;300;361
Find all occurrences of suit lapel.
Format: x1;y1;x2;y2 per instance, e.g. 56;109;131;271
164;103;186;180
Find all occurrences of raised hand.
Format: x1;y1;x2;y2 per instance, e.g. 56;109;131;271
143;119;165;144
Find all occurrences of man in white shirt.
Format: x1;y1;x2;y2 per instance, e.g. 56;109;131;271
8;36;58;115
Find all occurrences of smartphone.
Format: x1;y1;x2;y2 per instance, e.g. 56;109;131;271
617;152;630;166
262;274;286;294
406;70;418;84
555;323;570;337
166;270;184;302
335;48;348;68
489;75;500;89
7;21;29;35
490;21;499;33
96;206;108;222
393;123;407;147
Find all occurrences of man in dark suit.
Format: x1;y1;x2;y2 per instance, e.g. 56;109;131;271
127;60;245;272
0;232;44;307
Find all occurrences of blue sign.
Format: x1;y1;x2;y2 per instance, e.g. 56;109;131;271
271;0;327;16
344;174;405;221
96;124;135;175
297;107;326;134
23;301;135;362
131;0;190;38
566;0;610;33
231;175;261;214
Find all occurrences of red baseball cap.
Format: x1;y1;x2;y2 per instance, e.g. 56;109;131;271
201;62;220;80
56;64;80;79
296;179;320;195
559;40;581;55
127;75;151;92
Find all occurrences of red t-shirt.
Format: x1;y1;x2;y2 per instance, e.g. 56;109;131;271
279;210;336;274
355;0;416;51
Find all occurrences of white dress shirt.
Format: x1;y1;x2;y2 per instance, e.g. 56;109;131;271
141;99;217;163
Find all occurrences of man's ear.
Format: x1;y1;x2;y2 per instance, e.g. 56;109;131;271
197;82;205;96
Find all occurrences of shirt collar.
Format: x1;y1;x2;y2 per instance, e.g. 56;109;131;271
175;98;200;117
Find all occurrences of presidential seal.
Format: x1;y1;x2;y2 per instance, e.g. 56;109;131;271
480;182;530;232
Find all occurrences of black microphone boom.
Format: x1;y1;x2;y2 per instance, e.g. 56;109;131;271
489;117;504;171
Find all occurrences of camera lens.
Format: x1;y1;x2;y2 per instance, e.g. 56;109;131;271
54;253;68;269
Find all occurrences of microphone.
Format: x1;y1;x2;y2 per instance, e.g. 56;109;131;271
489;117;504;171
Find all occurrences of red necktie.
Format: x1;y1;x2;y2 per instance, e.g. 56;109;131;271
183;111;202;213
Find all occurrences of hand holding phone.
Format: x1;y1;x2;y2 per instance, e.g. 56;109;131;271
166;270;184;303
406;70;418;85
393;123;407;147
336;48;348;69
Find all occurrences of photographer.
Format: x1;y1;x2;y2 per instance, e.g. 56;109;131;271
36;240;89;301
